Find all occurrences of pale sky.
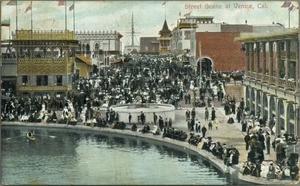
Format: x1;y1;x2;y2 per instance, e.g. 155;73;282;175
1;1;299;46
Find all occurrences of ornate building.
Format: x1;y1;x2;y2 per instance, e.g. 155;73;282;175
75;30;122;67
9;30;79;96
158;20;171;55
236;28;300;136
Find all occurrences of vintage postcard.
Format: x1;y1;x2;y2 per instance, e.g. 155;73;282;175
1;0;299;185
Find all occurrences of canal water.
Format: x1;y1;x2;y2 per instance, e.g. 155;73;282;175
1;126;229;185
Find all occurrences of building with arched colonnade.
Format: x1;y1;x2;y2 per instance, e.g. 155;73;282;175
235;28;300;137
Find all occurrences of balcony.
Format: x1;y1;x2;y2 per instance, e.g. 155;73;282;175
286;80;296;91
14;30;75;40
256;73;262;81
1;58;17;64
281;51;296;60
270;76;276;85
278;78;285;88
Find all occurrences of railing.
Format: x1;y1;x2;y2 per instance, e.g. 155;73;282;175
262;74;268;83
278;78;285;88
248;71;255;79
18;57;73;74
280;51;296;60
270;76;276;85
256;73;262;81
286;80;296;91
17;84;72;91
1;58;17;64
15;30;74;40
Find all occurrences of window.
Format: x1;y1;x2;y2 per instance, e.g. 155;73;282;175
184;30;191;40
22;76;28;85
36;75;48;86
56;75;62;86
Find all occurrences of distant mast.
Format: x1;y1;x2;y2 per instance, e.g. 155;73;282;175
124;12;139;54
131;12;134;46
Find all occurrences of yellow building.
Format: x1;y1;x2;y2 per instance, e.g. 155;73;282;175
10;30;79;96
74;55;93;78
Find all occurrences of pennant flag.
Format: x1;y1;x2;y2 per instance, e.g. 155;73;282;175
179;11;181;16
69;4;74;11
58;1;65;6
183;11;191;17
281;1;291;7
162;1;166;6
25;4;32;13
288;4;296;11
7;0;16;5
1;19;11;27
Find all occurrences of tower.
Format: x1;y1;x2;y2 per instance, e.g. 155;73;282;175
158;20;171;55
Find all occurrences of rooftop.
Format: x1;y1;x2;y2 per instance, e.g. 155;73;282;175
235;28;299;41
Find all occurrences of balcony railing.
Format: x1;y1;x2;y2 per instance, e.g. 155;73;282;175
278;78;285;88
270;76;276;85
256;73;262;81
2;58;17;64
286;80;296;91
14;30;74;40
280;51;296;60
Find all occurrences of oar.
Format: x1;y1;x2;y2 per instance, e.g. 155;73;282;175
34;134;56;138
3;135;25;140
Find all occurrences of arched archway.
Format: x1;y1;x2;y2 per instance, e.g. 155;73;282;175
250;89;255;113
256;90;261;116
277;99;285;132
245;86;250;109
263;93;268;120
287;104;295;134
197;57;213;76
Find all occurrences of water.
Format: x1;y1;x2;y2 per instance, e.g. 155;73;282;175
1;126;228;185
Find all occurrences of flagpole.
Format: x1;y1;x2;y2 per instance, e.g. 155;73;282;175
165;2;166;20
65;0;67;31
31;1;33;31
288;9;290;28
73;1;75;33
16;0;18;31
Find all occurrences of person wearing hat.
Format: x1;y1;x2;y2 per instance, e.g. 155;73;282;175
266;132;271;155
267;162;276;179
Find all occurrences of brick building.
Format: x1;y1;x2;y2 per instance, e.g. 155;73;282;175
139;37;159;55
196;32;246;72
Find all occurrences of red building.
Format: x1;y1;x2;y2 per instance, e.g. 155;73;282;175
196;32;246;72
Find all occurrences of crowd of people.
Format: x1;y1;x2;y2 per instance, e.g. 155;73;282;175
1;54;298;183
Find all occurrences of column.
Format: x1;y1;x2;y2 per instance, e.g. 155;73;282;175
261;42;266;81
275;97;280;135
250;43;254;72
296;39;299;93
261;92;265;119
245;43;250;76
276;41;281;86
295;105;300;137
283;100;289;134
255;42;260;78
285;40;290;90
268;41;274;83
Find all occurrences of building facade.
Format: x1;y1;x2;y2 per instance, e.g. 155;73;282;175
196;32;246;72
75;30;122;67
139;37;159;55
9;30;79;96
236;28;300;136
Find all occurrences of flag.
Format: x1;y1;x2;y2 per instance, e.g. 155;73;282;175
1;19;10;27
69;4;74;11
162;1;166;6
58;1;65;6
183;11;191;17
281;1;291;7
179;11;181;16
288;4;296;11
25;4;31;13
7;0;16;5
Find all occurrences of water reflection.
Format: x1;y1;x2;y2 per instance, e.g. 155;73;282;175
2;126;228;185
